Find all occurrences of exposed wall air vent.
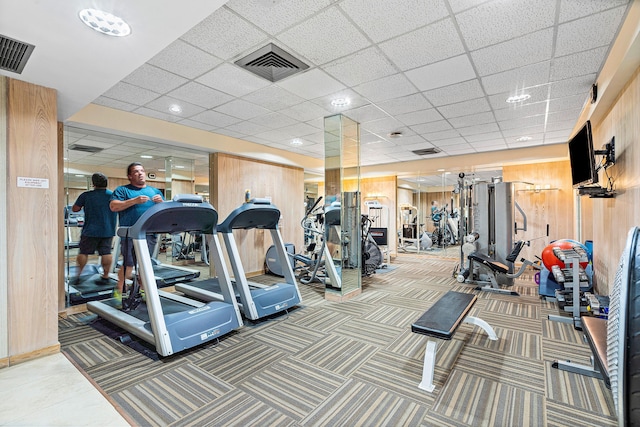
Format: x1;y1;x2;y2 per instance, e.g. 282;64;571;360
412;147;441;156
69;144;104;154
0;34;35;74
235;43;308;82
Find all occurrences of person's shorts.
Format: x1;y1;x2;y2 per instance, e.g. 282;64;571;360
78;236;113;256
120;234;158;267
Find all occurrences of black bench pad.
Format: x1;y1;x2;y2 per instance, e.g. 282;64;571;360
412;291;477;340
468;252;509;274
582;316;609;386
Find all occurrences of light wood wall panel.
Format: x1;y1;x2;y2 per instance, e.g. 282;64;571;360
502;161;575;263
589;65;640;294
0;76;7;365
6;78;59;361
211;153;304;274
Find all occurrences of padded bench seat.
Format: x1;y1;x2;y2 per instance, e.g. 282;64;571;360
552;315;609;387
412;290;498;392
468;252;509;274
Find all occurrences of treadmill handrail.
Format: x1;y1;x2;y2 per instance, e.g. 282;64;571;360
218;200;281;232
120;198;219;239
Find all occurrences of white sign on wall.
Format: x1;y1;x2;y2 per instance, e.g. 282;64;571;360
17;177;49;189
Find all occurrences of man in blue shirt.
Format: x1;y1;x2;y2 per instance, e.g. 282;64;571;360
110;162;164;303
71;172;117;284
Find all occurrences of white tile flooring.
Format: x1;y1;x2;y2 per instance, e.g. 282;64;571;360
0;353;129;426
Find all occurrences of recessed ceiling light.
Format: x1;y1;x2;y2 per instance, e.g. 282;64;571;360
290;139;303;146
174;165;185;169
388;131;403;138
74;174;85;177
515;136;532;142
506;94;531;103
158;168;166;172
169;104;182;114
140;155;153;159
78;9;131;37
437;168;445;172
331;98;350;107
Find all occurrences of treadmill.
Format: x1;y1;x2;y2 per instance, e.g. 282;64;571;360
88;195;243;357
66;264;115;305
323;203;342;289
111;235;201;288
176;199;302;321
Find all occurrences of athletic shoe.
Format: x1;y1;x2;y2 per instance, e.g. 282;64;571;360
140;289;146;301
69;276;81;287
112;289;122;309
96;276;111;285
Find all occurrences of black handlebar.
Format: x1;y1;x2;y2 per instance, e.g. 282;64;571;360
305;196;323;216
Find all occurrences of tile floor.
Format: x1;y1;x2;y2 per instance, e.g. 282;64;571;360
0;352;128;426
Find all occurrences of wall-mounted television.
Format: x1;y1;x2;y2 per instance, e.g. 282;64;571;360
568;120;598;188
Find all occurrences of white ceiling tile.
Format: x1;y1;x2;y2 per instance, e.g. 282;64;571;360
558;0;629;23
499;115;546;131
92;97;137;112
396;109;444;126
243;85;305;111
148;39;223;79
470;138;508;148
487;85;550;110
100;82;160;106
474;142;508;151
354;74;418;103
226;0;332;35
213;128;248;138
360;117;406;134
341;104;389;123
133;107;181;123
555;6;627;56
437;97;491;119
448;0;491;13
405;55;476;92
457;123;500;137
249;112;298;129
177;119;216;132
379;18;465;70
501;124;544;138
277;122;320;138
180;7;268;60
551;47;608;81
409;120;453;135
549;75;595;98
400;141;437;152
122;64;188;93
340;0;448;43
448;111;495;128
546;108;582;124
278;7;371;65
305;117;325;130
277;68;346;100
190;110;244;128
481;62;550;95
196;64;271;98
323;47;397;87
464;130;503;142
471;29;554;76
428;134;465;145
548;94;587;113
377;93;433;116
215;99;271;120
493;102;547;122
391;134;430;146
144;96;206;118
168;82;235;109
423;79;485;107
280;101;331;122
224;121;271;136
457;0;556;50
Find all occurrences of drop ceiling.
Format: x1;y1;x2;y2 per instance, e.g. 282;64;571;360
0;0;633;180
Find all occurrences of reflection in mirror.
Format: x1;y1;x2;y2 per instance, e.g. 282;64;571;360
62;126;211;308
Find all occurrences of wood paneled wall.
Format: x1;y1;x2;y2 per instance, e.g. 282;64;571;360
588;65;640;294
3;78;59;364
502;161;575;263
0;77;7;365
211;153;304;274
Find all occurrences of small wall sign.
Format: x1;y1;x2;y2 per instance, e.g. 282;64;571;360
17;177;49;188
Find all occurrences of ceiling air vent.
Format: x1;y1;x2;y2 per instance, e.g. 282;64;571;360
69;144;104;154
235;43;308;82
0;34;35;74
412;148;441;156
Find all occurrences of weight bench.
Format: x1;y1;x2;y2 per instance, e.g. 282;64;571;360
552;316;609;387
411;291;498;392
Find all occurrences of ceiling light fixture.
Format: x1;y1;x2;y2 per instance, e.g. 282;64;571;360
506;94;531;103
140;155;153;159
331;98;350;107
389;131;403;139
174;165;185;169
290;139;303;146
78;9;131;37
515;136;532;142
169;104;182;114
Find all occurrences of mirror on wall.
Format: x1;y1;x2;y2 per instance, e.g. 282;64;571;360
62;126;210;307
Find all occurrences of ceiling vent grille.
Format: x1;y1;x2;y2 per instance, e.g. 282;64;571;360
235;43;308;82
412;147;441;156
69;144;104;154
0;34;35;74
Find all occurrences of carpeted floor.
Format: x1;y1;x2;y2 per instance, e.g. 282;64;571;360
59;252;616;426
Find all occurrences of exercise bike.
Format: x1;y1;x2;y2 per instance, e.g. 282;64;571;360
361;214;384;276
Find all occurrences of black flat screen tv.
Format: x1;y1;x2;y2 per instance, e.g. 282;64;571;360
568;120;598;187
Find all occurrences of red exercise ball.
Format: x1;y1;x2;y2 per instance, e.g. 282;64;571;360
541;239;589;270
